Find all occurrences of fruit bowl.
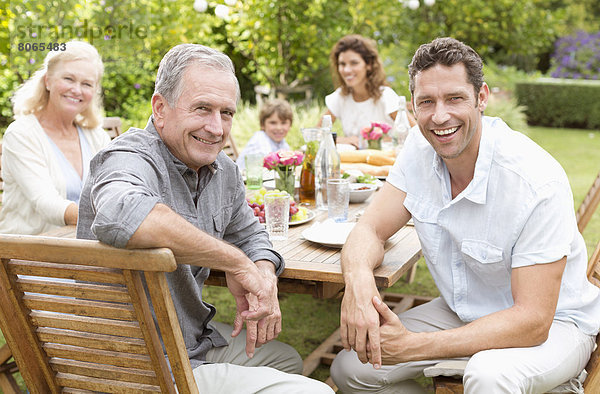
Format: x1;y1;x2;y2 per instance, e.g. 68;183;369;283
246;187;309;224
349;183;377;203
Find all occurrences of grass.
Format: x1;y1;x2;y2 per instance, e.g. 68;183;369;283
1;124;599;392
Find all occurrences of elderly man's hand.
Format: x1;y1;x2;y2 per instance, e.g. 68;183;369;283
226;261;280;358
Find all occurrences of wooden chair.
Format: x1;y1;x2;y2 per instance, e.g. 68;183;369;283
577;170;600;234
102;117;123;139
0;234;198;393
424;239;600;393
222;135;239;161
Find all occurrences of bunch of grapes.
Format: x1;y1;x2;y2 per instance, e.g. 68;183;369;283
246;188;308;223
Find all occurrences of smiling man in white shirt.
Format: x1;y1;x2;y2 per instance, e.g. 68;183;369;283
332;37;600;393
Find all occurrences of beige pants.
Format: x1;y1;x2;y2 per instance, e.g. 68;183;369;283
331;297;595;394
193;321;334;393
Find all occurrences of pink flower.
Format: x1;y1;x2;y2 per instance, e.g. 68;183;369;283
263;152;279;170
278;151;297;166
263;150;304;170
373;122;391;134
361;122;392;140
293;150;304;165
370;126;383;140
361;126;372;139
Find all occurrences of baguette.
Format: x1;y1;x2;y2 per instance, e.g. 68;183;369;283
341;162;391;177
366;153;395;166
339;149;396;163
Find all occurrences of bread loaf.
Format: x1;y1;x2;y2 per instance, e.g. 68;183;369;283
341;162;391;177
339;149;395;164
366;153;395;166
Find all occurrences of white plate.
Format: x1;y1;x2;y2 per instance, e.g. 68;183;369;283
301;219;356;248
290;209;316;226
351;179;383;189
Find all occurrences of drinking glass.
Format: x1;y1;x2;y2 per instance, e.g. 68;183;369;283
264;191;290;240
327;178;350;222
245;153;264;190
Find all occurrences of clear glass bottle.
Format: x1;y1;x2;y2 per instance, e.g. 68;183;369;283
392;96;411;148
314;115;341;210
299;128;321;206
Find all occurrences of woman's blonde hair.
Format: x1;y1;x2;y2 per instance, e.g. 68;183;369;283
12;40;105;129
330;34;387;101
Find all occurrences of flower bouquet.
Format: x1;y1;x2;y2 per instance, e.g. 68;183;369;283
263;150;304;196
360;122;392;149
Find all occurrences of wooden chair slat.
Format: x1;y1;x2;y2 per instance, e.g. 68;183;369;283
1;235;176;272
18;278;130;302
31;310;143;338
124;270;179;394
0;260;60;393
9;260;125;284
50;358;158;386
56;372;161;393
62;389;96;394
146;271;198;393
37;327;147;354
577;170;600;233
44;343;153;370
24;294;136;320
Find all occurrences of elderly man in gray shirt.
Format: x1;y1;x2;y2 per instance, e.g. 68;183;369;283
77;44;333;393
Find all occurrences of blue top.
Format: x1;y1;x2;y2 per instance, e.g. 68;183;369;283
236;130;290;170
45;126;93;204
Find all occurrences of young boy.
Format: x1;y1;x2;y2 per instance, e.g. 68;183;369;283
236;99;293;170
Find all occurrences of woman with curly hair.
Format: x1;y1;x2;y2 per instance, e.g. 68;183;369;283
320;34;413;147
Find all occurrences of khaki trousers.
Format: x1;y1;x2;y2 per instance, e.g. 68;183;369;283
331;297;595;394
193;321;334;393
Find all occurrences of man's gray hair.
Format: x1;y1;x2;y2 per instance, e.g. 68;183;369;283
154;43;241;107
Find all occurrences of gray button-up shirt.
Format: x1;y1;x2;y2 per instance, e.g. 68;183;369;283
77;118;283;367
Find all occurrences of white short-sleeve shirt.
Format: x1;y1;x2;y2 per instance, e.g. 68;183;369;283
387;116;600;335
325;86;400;137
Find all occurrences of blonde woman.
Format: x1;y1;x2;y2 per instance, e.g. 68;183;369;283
0;41;110;234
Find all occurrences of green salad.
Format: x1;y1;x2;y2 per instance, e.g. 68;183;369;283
342;172;377;184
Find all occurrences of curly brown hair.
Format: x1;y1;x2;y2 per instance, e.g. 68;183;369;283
330;34;387;101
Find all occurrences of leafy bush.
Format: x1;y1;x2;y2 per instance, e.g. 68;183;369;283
483;61;541;95
485;93;528;132
516;78;600;129
549;31;600;80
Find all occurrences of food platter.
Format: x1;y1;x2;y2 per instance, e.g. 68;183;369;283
289;209;316;226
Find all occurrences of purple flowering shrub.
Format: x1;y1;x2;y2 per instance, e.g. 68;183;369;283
549;31;600;80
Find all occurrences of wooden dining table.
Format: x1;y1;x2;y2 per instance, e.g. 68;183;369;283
40;194;422;299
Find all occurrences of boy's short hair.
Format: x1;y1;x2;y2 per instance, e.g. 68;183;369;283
259;99;293;128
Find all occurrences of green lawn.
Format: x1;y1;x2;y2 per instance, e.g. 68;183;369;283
1;125;599;392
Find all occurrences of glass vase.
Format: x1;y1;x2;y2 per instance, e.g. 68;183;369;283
367;139;382;150
275;166;296;196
